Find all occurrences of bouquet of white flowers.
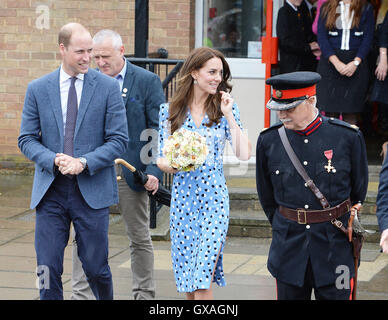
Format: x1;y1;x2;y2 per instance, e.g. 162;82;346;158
163;128;208;172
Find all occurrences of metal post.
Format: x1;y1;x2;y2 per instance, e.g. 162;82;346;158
135;0;149;57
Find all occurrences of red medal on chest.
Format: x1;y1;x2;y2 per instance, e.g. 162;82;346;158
324;150;336;173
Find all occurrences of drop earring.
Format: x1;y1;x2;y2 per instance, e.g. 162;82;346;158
193;79;197;84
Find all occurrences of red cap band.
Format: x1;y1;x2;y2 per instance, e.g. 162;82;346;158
272;85;316;100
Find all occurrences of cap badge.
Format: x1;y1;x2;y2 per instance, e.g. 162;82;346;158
275;90;283;98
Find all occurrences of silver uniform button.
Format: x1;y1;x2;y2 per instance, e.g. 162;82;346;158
304;139;308;143
275;170;280;175
306;225;311;229
303;161;308;166
304;204;309;209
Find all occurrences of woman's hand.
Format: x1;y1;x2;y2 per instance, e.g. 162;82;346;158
219;94;252;161
333;60;348;75
156;157;178;174
375;55;388;81
342;61;358;77
220;90;234;116
329;55;347;75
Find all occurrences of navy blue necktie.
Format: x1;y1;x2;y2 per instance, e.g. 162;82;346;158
64;77;78;157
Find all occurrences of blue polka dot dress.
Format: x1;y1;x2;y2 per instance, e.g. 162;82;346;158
158;102;243;293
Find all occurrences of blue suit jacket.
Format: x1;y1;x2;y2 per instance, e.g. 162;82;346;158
18;68;129;209
119;59;165;191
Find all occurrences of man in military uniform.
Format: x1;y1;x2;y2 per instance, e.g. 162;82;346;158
256;72;368;299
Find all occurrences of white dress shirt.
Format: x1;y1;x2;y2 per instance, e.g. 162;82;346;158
286;0;298;11
114;58;127;91
59;65;84;132
339;1;354;50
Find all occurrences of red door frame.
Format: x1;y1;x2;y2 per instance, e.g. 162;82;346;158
261;0;278;128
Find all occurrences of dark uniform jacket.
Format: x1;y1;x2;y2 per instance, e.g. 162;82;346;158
256;116;368;287
277;1;317;73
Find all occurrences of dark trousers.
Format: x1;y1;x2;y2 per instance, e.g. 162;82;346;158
276;260;353;300
35;174;113;300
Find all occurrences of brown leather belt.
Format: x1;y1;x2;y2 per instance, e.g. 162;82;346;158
278;199;351;224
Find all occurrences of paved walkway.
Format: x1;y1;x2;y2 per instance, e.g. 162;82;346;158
0;172;388;300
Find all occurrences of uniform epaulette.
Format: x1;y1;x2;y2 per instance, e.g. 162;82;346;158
327;117;358;131
260;122;283;134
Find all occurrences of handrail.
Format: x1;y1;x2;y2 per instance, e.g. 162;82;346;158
162;61;183;88
125;57;184;65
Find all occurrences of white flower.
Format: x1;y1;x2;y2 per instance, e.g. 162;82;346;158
163;128;208;172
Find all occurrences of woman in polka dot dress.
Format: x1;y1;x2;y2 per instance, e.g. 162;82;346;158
157;47;251;300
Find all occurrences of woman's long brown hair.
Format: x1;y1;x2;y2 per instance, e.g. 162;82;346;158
168;47;232;134
321;0;366;29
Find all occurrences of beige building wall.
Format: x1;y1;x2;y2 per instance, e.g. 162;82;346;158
0;0;195;164
0;0;264;165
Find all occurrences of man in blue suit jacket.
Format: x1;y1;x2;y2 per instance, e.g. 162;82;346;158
18;23;128;300
71;29;164;300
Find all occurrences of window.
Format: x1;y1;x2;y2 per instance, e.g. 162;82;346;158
202;0;265;59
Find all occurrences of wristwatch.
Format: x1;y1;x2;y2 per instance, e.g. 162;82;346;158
79;157;87;170
353;59;360;66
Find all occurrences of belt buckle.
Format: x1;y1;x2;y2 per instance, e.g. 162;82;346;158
331;219;343;229
297;209;307;224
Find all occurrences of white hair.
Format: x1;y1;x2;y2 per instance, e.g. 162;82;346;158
310;95;317;109
92;29;123;49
